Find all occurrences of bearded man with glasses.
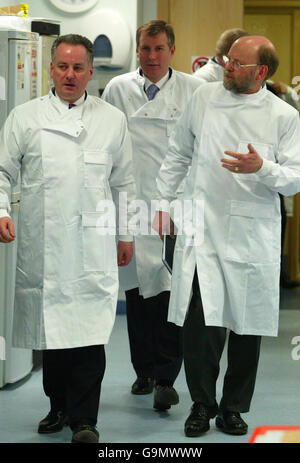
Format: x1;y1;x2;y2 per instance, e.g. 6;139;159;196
153;35;300;438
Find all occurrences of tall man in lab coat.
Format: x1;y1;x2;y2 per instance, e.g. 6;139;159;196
0;34;136;443
193;28;248;83
102;20;202;410
153;35;300;436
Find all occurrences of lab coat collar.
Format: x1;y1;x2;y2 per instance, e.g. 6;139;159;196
224;83;267;101
132;70;180;120
141;68;172;91
211;82;268;108
136;67;174;92
42;90;86;138
51;87;87;109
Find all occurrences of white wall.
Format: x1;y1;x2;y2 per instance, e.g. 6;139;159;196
1;0;158;65
0;0;158;92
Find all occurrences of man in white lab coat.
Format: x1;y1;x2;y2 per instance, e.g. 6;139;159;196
194;29;300;291
0;34;135;443
153;35;300;436
102;20;201;410
193;28;248;83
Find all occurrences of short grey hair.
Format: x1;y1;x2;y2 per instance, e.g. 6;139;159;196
215;28;249;57
51;34;94;67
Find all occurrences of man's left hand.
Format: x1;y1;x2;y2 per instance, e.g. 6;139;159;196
118;240;133;266
221;143;263;174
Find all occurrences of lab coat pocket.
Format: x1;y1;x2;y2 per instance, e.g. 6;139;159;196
82;211;117;272
83;150;110;188
226;200;276;264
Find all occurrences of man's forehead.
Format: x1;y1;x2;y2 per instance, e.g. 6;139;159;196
56;43;87;56
228;39;258;59
55;45;88;62
139;31;168;44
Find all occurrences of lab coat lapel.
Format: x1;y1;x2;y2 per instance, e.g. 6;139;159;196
132;71;180;120
42;90;85;138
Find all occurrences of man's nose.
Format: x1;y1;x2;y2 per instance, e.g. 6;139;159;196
66;67;75;79
225;60;234;71
148;49;157;60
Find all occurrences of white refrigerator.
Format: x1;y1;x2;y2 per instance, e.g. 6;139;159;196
0;29;39;388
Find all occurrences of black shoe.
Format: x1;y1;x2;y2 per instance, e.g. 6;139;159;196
71;424;99;443
216;411;248;435
185;403;215;437
131;377;155;395
153;385;179;411
38;410;68;434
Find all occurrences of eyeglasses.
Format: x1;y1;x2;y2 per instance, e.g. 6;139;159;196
223;55;259;69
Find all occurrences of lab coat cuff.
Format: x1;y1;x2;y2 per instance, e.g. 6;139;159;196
0;209;10;219
155;200;172;212
255;158;273;177
118;235;133;242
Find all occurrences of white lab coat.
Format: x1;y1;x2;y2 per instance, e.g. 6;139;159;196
0;91;135;349
156;82;300;336
102;68;202;298
193;58;224;83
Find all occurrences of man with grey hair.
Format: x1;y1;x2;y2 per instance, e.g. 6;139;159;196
0;34;136;443
193;28;248;82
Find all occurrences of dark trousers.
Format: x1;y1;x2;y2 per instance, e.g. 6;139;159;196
183;274;261;415
125;288;183;385
42;345;105;429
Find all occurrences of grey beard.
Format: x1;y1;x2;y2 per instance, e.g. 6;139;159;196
223;74;254;94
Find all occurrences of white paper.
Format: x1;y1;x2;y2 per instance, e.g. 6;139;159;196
0;76;5;100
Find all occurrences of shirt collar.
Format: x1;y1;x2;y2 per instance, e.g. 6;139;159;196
139;68;172;91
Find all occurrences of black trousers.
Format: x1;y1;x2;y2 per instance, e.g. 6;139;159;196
42;345;105;429
183;274;261;415
125;288;183;385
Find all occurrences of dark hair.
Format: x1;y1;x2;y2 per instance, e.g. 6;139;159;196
215;28;249;57
136;20;175;49
51;34;94;66
257;45;279;79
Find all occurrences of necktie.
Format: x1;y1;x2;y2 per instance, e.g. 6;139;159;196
68;103;76;109
147;84;159;101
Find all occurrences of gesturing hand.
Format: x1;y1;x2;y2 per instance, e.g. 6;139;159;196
221;143;263;174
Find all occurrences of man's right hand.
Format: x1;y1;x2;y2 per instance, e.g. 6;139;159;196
0;217;16;243
152;211;174;241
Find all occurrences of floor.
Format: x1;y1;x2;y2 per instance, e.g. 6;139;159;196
0;288;300;444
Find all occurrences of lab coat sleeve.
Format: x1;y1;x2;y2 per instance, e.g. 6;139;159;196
101;81;120;109
256;111;300;196
101;83;113;104
156;101;196;207
0;109;23;215
109;113;136;241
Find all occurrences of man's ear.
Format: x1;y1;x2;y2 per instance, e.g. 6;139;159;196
256;64;268;82
50;62;54;78
89;65;94;80
170;44;175;58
